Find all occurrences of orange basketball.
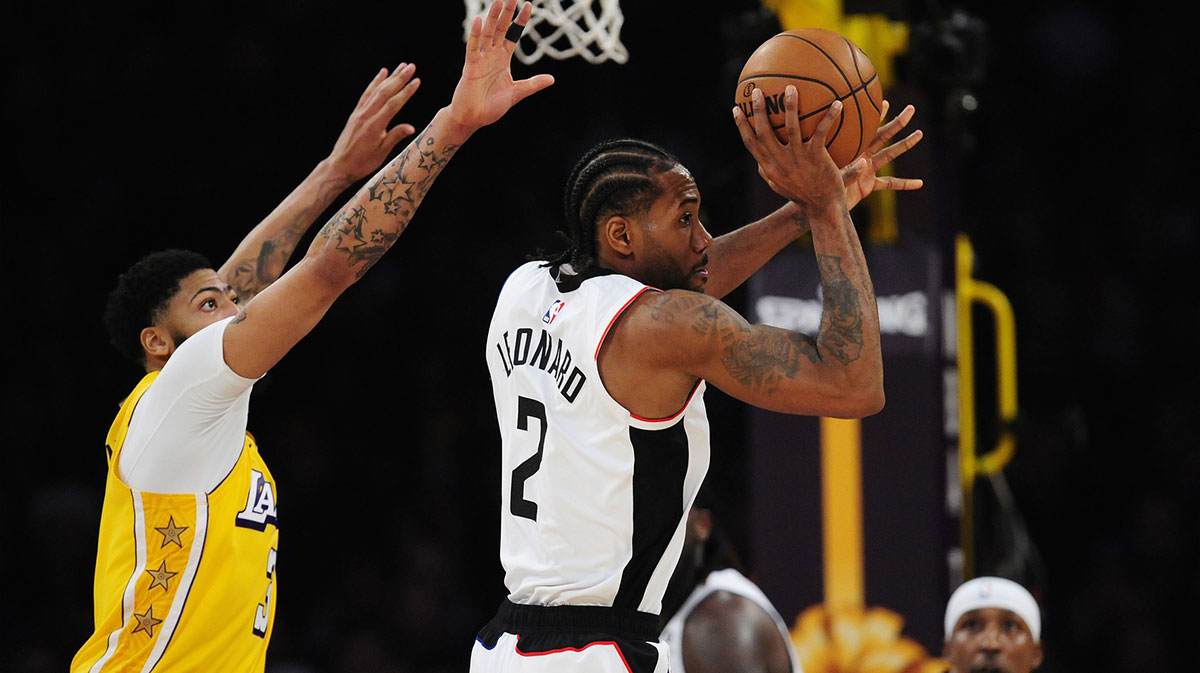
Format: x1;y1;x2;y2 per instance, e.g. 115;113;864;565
734;28;883;167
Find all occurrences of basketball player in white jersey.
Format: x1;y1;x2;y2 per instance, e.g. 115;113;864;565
76;4;553;671
475;73;923;671
660;491;801;673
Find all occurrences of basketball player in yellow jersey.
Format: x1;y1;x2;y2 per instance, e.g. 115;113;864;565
74;4;553;670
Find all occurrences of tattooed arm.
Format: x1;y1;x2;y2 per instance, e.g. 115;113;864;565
701;100;923;300
602;87;883;419
606;274;879;419
219;0;553;379
217;65;421;303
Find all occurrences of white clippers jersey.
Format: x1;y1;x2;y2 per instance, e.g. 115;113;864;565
661;568;803;673
485;261;711;615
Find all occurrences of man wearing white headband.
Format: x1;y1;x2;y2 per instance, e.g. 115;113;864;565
943;576;1043;673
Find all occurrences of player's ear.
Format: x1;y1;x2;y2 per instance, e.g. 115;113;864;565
600;216;635;256
140;325;174;360
1031;641;1043;669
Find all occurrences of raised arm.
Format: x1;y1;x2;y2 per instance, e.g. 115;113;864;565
608;90;883;419
218;65;421;303
702;100;923;300
220;0;552;379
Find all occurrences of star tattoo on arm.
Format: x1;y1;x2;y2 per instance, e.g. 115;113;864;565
367;172;416;216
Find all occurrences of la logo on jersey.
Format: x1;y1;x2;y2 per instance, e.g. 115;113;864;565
236;469;278;531
542;300;565;325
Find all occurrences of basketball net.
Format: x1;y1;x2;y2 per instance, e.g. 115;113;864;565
463;0;628;65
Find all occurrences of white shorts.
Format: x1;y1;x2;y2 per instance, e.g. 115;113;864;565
469;601;669;673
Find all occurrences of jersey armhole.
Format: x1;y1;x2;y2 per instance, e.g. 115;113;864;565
594;286;705;426
629;379;703;424
594;286;658;361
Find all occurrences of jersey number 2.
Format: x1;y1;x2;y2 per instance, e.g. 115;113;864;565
511;396;546;521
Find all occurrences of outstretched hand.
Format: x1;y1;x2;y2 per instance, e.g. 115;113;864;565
449;0;555;135
841;100;924;210
327;64;421;182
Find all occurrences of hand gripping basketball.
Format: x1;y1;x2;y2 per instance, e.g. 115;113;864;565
449;0;555;134
734;28;883;168
733;84;846;211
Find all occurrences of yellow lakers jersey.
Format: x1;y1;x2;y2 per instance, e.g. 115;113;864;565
73;372;280;673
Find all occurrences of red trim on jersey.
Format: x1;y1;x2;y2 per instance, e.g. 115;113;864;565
629;378;703;423
594;286;659;361
514;636;633;672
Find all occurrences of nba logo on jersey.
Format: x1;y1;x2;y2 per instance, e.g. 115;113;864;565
542;299;565;325
236;469;279;531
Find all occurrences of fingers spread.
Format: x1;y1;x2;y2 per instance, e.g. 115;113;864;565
489;0;519;48
481;0;504;50
466;15;483;59
732;106;757;149
512;73;555;103
877;176;924;191
870;103;916;153
379;74;420;118
873;129;923;167
503;1;532;52
363;64;416;117
783;85;802;146
356;68;388;109
751;88;772;141
809;99;841;147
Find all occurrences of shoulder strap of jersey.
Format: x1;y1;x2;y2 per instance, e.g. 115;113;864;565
104;371;160;467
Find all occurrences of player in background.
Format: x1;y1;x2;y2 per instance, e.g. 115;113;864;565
659;487;801;673
74;3;552;671
475;63;923;672
943;577;1044;673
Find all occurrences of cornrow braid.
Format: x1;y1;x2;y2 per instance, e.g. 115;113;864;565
538;138;680;270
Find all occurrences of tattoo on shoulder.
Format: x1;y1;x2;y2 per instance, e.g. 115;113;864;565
231;308;249;325
722;328;821;393
649;292;820;392
640;256;865;394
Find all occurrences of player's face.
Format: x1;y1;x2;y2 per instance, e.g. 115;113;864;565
633;165;713;292
157;269;241;347
943;608;1043;673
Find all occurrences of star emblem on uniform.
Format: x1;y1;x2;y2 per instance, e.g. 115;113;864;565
131;605;164;638
155;516;188;548
145;560;178;592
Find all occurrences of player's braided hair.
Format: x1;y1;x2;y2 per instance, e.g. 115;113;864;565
540;138;681;270
103;249;212;365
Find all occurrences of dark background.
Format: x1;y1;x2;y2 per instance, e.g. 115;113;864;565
4;1;1196;671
